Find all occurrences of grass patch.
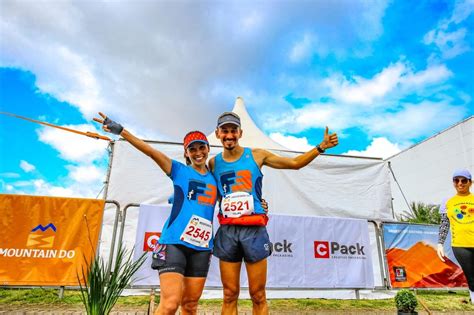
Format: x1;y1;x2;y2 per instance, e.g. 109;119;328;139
0;288;473;312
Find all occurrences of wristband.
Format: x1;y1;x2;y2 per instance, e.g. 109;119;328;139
316;145;325;154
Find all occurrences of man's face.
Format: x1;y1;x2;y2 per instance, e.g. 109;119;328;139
453;176;472;195
215;124;242;150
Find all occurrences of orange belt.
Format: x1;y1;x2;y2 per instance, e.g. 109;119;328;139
217;213;269;226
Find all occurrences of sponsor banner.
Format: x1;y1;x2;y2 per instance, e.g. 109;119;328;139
304;216;374;288
266;215;306;287
132;204;223;287
133;205;373;288
132;204;170;286
0;194;105;286
383;223;467;288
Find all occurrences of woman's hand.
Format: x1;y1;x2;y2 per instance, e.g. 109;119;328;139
437;244;446;262
93;112;124;135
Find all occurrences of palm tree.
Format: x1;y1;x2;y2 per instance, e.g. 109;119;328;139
399;202;441;224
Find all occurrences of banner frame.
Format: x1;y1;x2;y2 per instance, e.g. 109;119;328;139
380;221;468;290
0;197;120;289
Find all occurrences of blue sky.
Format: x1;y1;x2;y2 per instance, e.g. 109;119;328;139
0;0;473;198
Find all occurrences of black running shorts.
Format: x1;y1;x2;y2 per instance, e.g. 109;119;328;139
155;244;212;277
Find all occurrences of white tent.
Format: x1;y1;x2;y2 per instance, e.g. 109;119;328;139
99;97;392;297
387;116;473;218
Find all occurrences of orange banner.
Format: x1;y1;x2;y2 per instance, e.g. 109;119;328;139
0;194;105;286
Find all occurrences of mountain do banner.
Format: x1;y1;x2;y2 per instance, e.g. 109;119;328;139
383;223;467;288
0;194;105;286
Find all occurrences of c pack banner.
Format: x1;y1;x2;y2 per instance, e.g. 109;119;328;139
133;205;374;288
383;223;467;288
0;194;105;286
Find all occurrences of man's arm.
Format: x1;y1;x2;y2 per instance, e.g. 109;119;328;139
255;126;338;170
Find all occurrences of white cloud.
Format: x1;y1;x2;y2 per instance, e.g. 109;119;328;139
326;62;405;105
269;133;313;151
363;101;466;141
262;59;464;144
423;0;474;59
325;61;452;106
0;1;390;141
0;172;20;178
20;160;36;173
36;124;109;163
343;137;402;159
68;165;104;184
289;33;314;63
5;174;105;198
424;28;470;59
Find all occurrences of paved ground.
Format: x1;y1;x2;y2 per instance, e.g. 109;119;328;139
1;305;474;314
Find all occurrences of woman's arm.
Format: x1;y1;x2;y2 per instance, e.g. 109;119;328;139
94;112;172;175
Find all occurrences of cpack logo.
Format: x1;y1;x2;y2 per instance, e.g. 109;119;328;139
271;239;294;257
143;232;162;251
314;240;366;259
27;223;57;249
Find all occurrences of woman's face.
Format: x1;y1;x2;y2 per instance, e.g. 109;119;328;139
453;176;472;195
185;142;209;167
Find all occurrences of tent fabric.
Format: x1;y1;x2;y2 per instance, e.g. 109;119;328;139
387;116;473;219
99;140;392;260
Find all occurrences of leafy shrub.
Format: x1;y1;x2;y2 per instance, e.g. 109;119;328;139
395;289;418;312
78;244;147;315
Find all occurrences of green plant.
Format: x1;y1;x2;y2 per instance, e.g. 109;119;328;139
77;245;147;315
399;202;441;224
395;289;418;312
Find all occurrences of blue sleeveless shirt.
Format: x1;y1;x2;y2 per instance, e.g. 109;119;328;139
159;160;217;251
213;148;264;218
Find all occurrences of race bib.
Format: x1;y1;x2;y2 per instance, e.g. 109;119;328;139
221;192;254;218
180;215;212;248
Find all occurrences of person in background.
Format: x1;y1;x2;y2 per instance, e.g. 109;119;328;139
437;169;474;304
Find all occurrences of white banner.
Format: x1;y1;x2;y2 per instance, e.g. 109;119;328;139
133;205;374;288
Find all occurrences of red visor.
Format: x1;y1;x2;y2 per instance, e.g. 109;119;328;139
183;131;209;149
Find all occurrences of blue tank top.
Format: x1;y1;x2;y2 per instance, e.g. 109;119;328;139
159;160;217;251
213;148;264;216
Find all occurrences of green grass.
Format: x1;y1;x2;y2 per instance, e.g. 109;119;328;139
0;288;473;312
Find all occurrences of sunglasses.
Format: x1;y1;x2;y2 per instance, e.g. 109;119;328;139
453;178;470;184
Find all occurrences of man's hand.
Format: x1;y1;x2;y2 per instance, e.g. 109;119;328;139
437;244;446;262
261;198;269;214
93;112;124;135
319;126;338;150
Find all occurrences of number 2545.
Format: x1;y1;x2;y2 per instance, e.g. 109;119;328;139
185;226;210;241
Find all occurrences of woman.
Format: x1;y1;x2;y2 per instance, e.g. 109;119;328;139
94;112;216;315
437;169;474;304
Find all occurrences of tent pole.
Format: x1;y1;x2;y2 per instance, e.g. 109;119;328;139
388;161;412;219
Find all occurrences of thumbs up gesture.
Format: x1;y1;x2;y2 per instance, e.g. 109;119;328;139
320;126;338;150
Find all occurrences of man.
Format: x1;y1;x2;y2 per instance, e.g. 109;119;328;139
209;111;339;315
